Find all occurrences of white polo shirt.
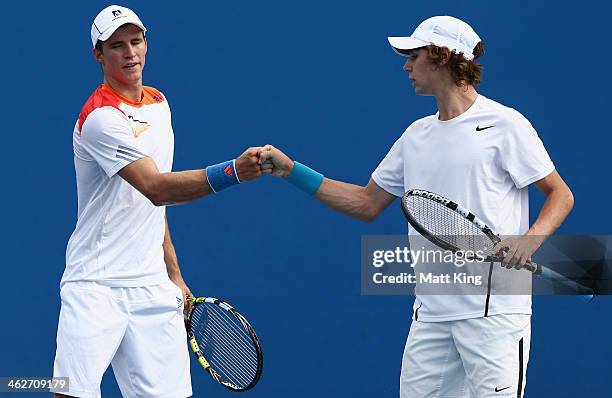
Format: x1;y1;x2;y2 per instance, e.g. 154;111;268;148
372;94;555;321
62;84;174;287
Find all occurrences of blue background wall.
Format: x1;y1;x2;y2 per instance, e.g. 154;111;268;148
1;1;610;397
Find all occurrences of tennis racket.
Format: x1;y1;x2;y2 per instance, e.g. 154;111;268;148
185;296;263;391
401;189;594;301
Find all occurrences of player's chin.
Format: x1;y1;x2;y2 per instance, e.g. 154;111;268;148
412;85;425;95
122;68;143;81
413;87;433;96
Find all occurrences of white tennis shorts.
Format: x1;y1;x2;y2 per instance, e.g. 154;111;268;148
400;314;530;398
52;281;192;398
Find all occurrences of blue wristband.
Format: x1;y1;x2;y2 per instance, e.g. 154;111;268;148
206;159;240;193
287;161;324;195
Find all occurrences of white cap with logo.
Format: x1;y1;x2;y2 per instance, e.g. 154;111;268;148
388;16;480;60
91;5;147;48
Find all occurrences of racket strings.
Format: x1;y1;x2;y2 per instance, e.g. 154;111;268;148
194;306;256;387
404;195;493;254
204;310;258;368
191;303;260;388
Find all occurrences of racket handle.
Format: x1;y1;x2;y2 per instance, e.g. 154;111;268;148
539;266;594;301
523;260;542;275
478;256;593;302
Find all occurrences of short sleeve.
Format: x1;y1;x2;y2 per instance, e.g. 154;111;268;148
371;134;405;197
501;111;555;189
79;107;150;177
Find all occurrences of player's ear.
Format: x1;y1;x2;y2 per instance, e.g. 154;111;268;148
439;47;452;66
93;47;104;65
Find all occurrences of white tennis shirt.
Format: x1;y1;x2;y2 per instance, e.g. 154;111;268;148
372;94;555;321
62;84;173;287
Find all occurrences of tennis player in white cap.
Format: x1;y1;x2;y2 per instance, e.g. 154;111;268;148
260;16;574;397
52;5;263;397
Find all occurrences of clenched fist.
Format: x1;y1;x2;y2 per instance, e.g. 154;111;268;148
258;144;294;178
235;147;264;181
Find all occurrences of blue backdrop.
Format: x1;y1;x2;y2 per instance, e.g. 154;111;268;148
1;1;610;397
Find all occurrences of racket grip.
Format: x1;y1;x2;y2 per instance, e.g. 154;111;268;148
523;260;542;275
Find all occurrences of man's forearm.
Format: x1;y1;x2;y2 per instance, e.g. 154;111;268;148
163;216;192;305
259;145;396;221
315;178;378;222
152;169;213;206
493;172;574;268
119;147;263;207
118;157;214;206
164;241;181;279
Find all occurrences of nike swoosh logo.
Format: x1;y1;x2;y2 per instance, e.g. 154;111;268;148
495;386;510;392
476;125;495;131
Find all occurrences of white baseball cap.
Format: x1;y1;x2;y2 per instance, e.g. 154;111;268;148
388;16;480;60
91;5;147;48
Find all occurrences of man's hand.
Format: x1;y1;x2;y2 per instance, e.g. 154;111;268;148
493;235;546;269
170;275;193;316
236;147;264;181
259;144;294;178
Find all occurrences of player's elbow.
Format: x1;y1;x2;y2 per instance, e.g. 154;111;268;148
555;180;574;214
142;178;171;207
148;189;175;207
357;205;382;223
359;214;376;223
565;187;575;213
149;193;168;207
144;189;165;207
353;189;384;223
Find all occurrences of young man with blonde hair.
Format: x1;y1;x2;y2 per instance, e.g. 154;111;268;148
260;16;574;397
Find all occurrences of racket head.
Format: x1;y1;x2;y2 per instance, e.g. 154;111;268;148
401;189;500;257
401;189;595;298
185;296;263;392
